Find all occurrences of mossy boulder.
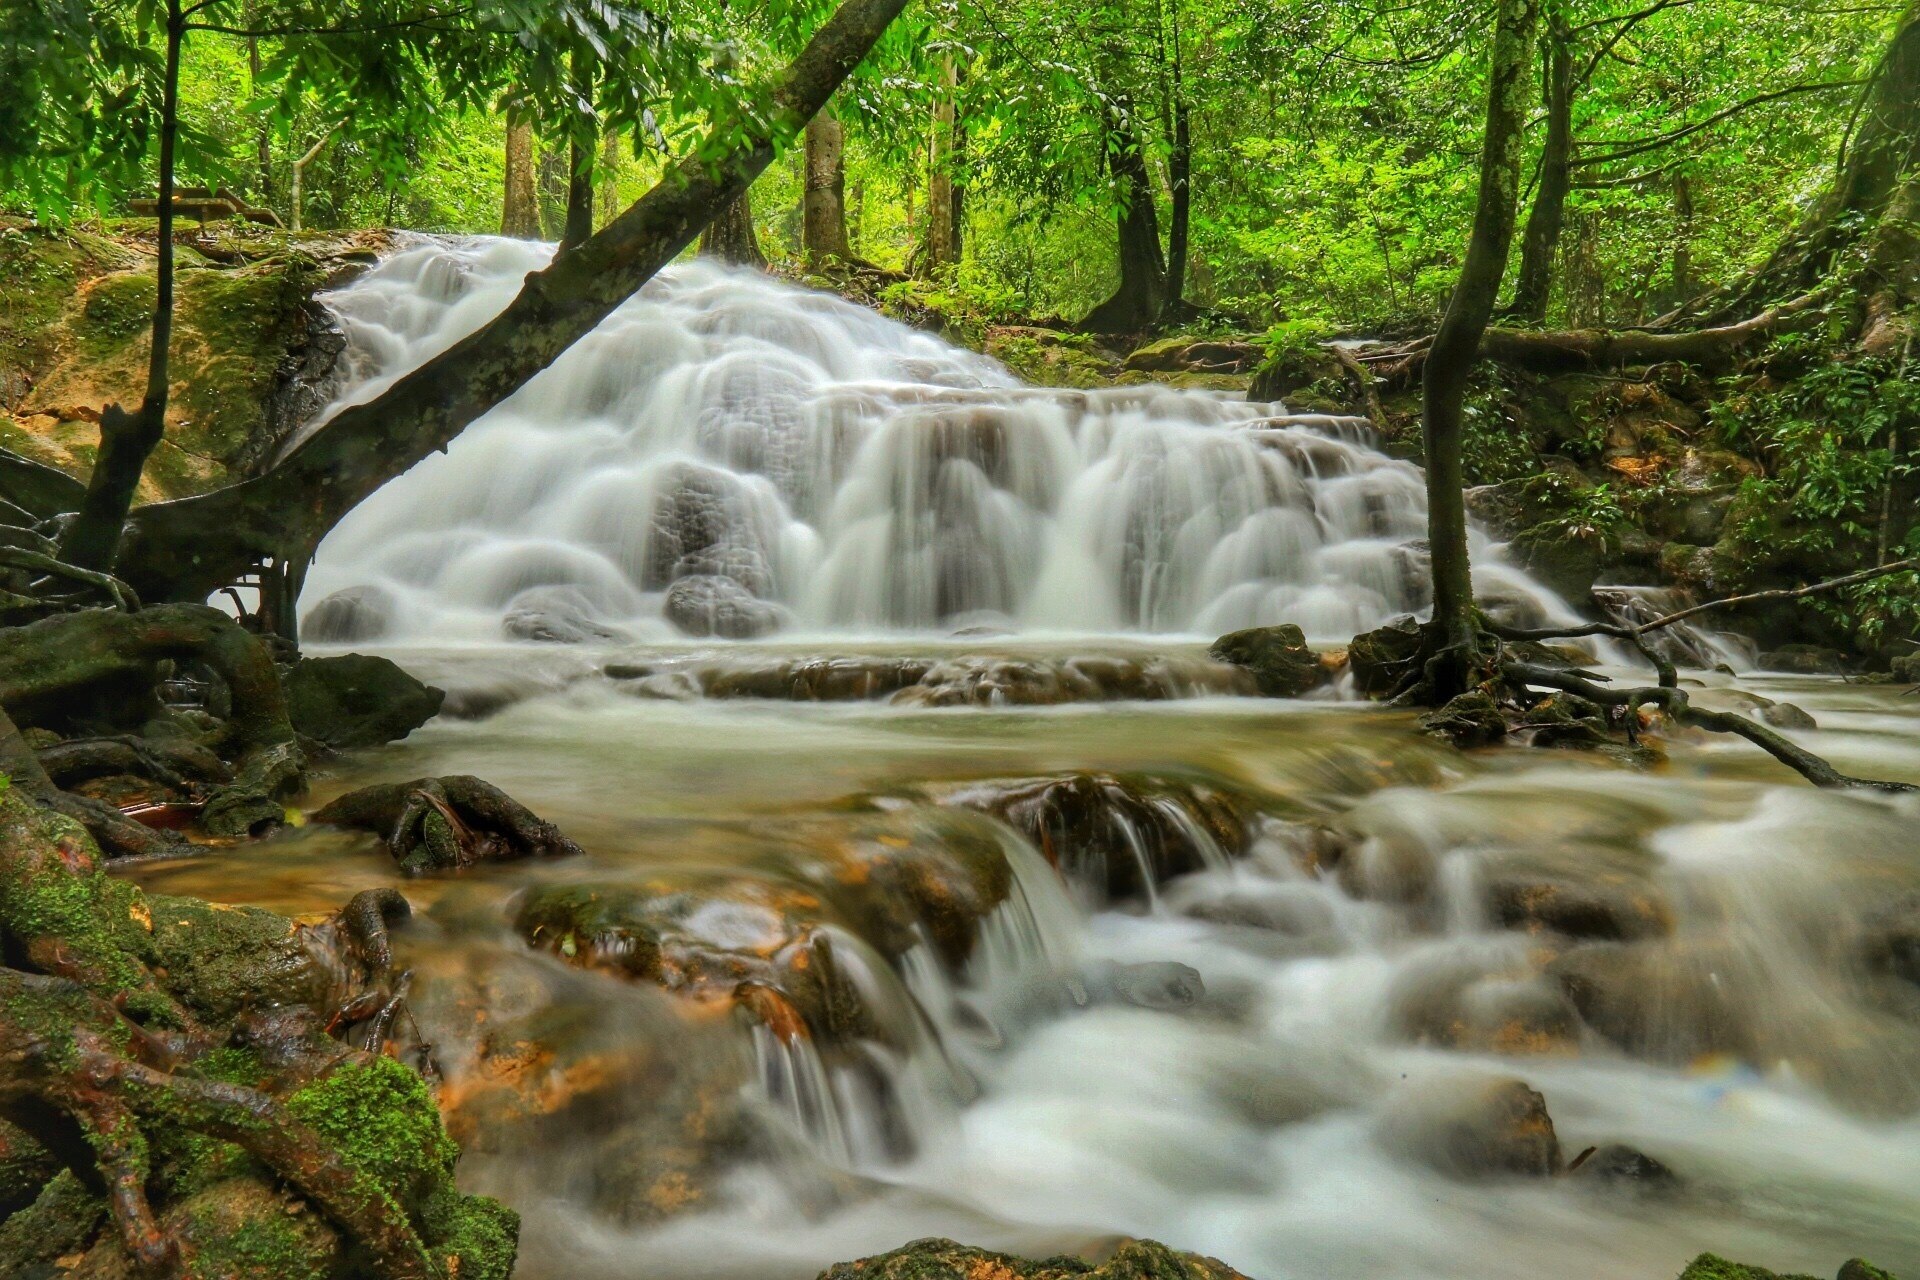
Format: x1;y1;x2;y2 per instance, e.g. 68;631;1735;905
1122;334;1262;374
1208;623;1331;697
1675;1254;1824;1280
284;653;444;749
818;1237;1251;1280
984;326;1119;388
1419;691;1508;747
1348;615;1424;697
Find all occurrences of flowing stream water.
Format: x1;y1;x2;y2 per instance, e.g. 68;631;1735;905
127;239;1920;1280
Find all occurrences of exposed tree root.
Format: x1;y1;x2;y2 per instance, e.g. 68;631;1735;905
314;776;585;875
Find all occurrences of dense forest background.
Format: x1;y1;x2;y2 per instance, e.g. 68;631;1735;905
3;0;1895;330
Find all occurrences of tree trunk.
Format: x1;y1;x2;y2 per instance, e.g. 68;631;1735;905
1079;116;1168;334
700;190;767;266
502;109;539;238
1420;0;1542;694
117;0;913;608
1699;2;1920;321
537;144;568;240
925;56;960;271
1165;95;1192;316
1508;11;1572;324
562;56;596;251
56;3;182;573
1671;172;1695;302
597;130;623;228
803;112;854;264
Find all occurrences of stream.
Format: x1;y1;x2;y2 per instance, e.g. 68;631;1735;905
122;240;1920;1280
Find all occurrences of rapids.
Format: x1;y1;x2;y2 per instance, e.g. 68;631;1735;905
134;240;1920;1280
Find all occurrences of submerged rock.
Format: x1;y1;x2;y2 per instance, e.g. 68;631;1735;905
301;584;396;644
1086;960;1206;1011
1377;1076;1562;1179
818;1237;1251;1280
946;772;1253;901
1487;876;1671;942
502;585;631;644
650;653;1254;705
1208;623;1331;698
283;653;444;749
1758;701;1818;731
663;574;787;639
1567;1142;1680;1193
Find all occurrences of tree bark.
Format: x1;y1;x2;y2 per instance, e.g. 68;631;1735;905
925;55;960;271
1697;2;1920;321
502;107;540;238
597;130;623;228
700;189;767;266
1420;0;1542;693
1508;11;1572;324
1080;114;1168;334
1671;172;1695;302
537;144;568;240
116;0;913;608
1165;95;1192;315
803;112;854;264
56;2;182;573
562;55;596;251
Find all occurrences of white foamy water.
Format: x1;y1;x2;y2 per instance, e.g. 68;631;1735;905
300;237;1567;642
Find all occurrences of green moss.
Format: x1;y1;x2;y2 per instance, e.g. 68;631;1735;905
78;270;159;353
419;1186;521;1280
286;1056;458;1209
139;892;334;1024
192;1211;334;1280
1675;1253;1822;1280
0;1170;105;1271
984;327;1116;389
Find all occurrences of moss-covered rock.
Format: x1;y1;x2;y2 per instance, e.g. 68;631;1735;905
0;219;380;502
1348;615;1424;697
1420;691;1508;747
984;326;1119;388
818;1237;1251;1280
1208;623;1331;697
1675;1253;1822;1280
283;653;445;750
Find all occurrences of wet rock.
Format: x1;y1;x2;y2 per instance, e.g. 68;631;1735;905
502;585;630;644
1836;1262;1900;1280
283;653;444;749
1348;615;1424;697
1086;960;1206;1011
818;1237;1252;1280
1892;653;1920;683
1208;624;1331;698
515;878;878;1043
1420;691;1508;747
1548;940;1760;1065
1487;877;1670;942
663;575;787;639
1388;958;1581;1055
1757;701;1818;731
1124;335;1263;374
1378;1076;1562;1179
314;775;585;875
300;584;396;644
1567;1142;1679;1193
949;772;1253;902
1518;691;1612;749
1677;1254;1825;1280
702;656;936;700
983;326;1119;389
1758;644;1850;675
73;1176;343;1278
1861;898;1920;987
643;462;768;590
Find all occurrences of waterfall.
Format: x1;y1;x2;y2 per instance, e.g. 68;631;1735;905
301;236;1572;643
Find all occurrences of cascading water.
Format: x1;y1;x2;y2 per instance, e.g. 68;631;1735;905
299;236;1569;641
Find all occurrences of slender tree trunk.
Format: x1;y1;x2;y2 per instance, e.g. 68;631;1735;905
56;3;182;572
1080;115;1168;334
120;0;914;608
597;131;623;228
1165;95;1192;314
803;112;853;264
246;22;270;202
1671;172;1695;301
1509;11;1572;324
537;145;568;240
1420;0;1542;689
700;189;767;266
561;56;596;251
925;55;960;271
502;108;540;238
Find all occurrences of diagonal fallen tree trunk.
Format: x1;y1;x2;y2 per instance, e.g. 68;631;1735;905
111;0;912;613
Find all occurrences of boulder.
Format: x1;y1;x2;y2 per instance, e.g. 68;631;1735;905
1377;1075;1562;1179
1891;653;1920;683
1348;615;1424;697
1568;1142;1679;1193
663;575;786;639
283;653;444;749
1676;1255;1826;1280
1758;644;1850;674
1519;691;1612;749
1757;701;1818;731
1208;624;1331;697
300;584;396;644
502;585;630;644
819;1238;1251;1280
1085;960;1206;1011
1487;877;1671;942
1123;335;1263;374
1420;691;1508;747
